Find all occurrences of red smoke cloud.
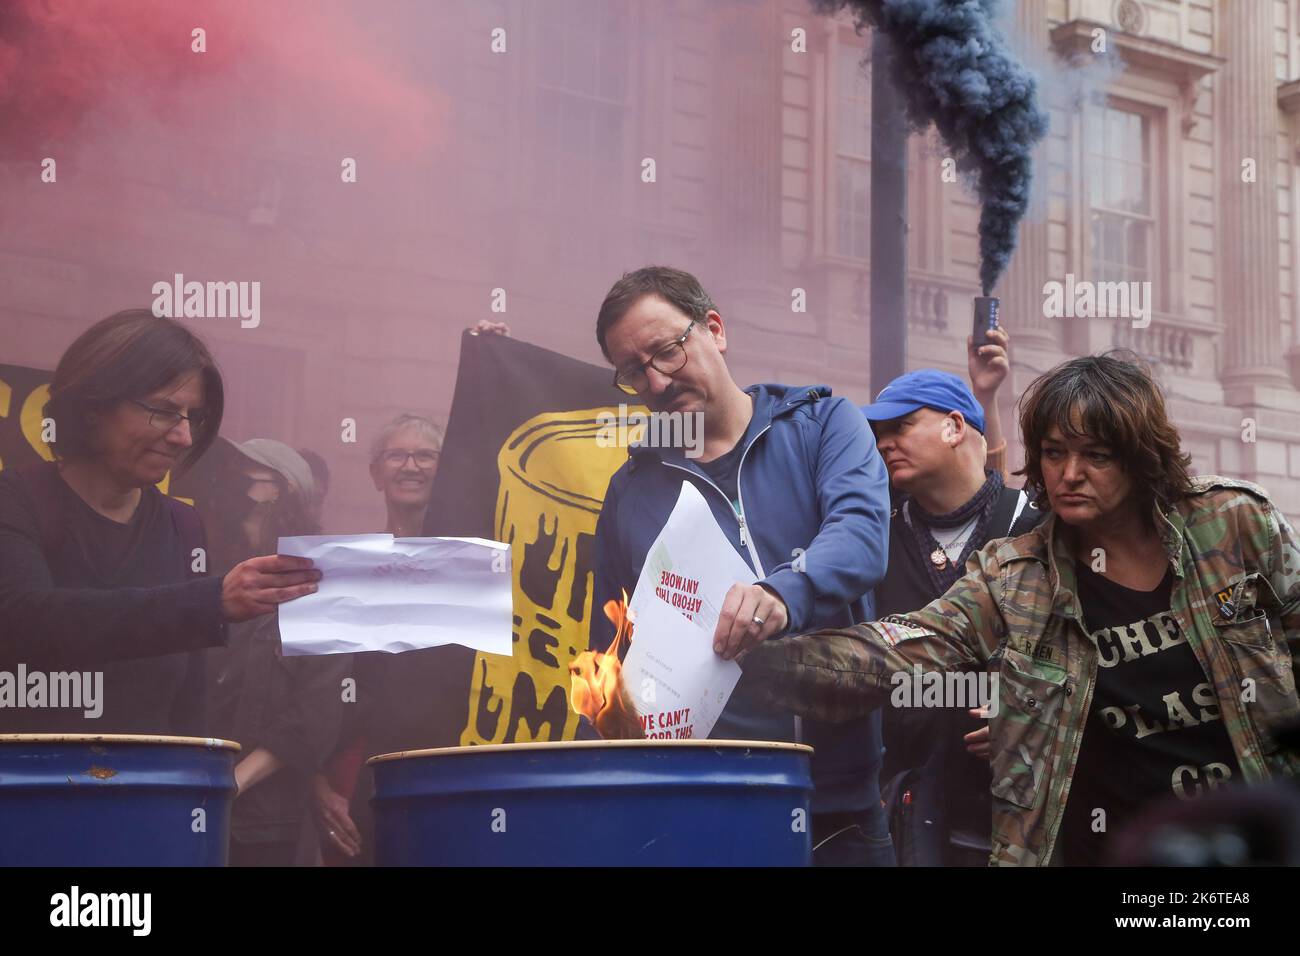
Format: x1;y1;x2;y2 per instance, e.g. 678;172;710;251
0;0;445;161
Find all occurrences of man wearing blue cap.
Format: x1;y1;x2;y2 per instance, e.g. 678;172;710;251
863;329;1045;865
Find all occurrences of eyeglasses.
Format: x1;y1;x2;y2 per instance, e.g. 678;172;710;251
613;323;696;395
130;399;208;433
380;449;440;469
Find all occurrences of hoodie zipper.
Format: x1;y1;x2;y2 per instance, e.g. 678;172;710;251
662;422;799;740
663;422;771;578
734;424;771;576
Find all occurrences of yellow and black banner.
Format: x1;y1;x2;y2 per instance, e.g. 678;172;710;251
0;363;54;473
348;332;643;758
421;331;640;746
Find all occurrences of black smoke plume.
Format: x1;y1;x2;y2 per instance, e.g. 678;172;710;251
815;0;1049;294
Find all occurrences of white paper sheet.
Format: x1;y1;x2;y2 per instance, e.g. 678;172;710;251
621;597;743;740
627;481;757;632
275;534;513;657
621;482;750;739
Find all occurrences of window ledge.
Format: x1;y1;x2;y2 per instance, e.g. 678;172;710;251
1049;20;1223;83
805;252;870;272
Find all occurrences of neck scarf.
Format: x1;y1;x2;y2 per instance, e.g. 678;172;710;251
904;469;1004;594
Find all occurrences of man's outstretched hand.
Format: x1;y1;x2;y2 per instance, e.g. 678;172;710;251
713;583;789;661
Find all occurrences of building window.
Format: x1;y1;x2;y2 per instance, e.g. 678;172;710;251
534;0;630;212
834;41;871;259
1086;103;1154;285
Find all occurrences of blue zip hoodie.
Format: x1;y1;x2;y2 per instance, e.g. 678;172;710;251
590;383;891;813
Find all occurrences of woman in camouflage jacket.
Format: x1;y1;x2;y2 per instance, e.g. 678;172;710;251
741;354;1300;866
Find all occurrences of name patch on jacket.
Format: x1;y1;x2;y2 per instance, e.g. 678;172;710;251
1032;644;1061;665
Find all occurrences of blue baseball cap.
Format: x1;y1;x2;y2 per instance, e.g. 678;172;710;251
861;369;985;434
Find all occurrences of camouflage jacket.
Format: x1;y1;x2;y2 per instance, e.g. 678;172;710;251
741;477;1300;865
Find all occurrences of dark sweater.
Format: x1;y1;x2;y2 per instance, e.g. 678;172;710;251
206;615;350;844
0;462;227;734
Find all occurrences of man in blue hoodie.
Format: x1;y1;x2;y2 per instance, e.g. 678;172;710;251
589;266;893;865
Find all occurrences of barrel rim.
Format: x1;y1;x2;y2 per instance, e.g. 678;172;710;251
367;738;813;765
0;734;241;752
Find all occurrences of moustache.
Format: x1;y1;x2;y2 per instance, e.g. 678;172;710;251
653;387;688;409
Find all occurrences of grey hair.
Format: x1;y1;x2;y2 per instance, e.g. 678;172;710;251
370;413;445;464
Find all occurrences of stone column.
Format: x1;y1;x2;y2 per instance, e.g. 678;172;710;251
992;0;1052;480
996;0;1055;347
1219;0;1290;403
706;0;783;288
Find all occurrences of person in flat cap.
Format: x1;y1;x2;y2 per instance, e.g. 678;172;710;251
202;438;349;867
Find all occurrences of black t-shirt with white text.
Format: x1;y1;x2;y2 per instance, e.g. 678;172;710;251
1059;564;1242;865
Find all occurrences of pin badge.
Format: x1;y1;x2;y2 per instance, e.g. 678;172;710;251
1214;588;1236;620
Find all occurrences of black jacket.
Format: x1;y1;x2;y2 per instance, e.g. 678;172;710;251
0;461;226;733
206;616;350;843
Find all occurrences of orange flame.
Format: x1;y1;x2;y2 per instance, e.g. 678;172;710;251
568;591;644;739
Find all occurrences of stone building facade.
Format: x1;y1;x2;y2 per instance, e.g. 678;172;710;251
2;0;1298;525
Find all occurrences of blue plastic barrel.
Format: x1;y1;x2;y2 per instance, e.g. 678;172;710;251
0;734;239;866
370;739;813;866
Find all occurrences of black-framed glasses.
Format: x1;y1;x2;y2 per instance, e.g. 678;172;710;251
613;322;696;395
380;449;440;469
130;399;208;432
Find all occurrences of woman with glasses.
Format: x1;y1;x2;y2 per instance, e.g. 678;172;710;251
366;413;444;538
0;309;321;734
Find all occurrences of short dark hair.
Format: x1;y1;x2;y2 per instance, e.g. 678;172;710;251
595;266;717;361
1015;351;1194;513
44;309;225;474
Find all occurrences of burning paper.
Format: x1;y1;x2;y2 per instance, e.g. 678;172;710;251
275;534;513;657
620;596;742;740
627;481;758;630
577;482;749;741
568;593;644;740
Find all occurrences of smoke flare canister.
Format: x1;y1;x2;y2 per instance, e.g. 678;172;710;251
972;296;1000;347
0;734;239;866
369;739;814;866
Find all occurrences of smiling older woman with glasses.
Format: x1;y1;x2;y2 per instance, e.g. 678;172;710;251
366;412;444;538
0;309;321;735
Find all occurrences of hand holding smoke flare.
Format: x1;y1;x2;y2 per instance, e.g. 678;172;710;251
815;0;1049;294
568;594;645;740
